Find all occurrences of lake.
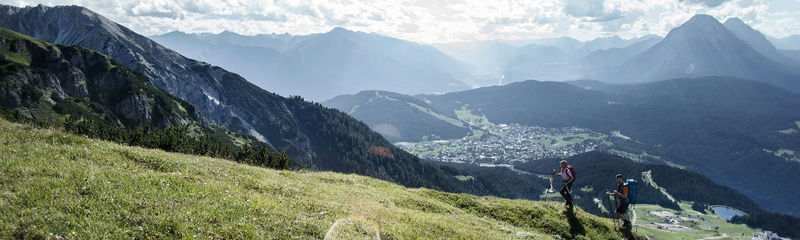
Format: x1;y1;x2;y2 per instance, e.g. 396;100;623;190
712;206;744;221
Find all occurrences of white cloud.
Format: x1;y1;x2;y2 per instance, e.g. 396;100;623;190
3;0;798;42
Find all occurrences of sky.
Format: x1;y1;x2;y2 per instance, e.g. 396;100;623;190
2;0;799;43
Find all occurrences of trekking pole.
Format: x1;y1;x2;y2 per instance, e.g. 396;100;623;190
605;191;616;229
612;193;620;229
605;193;615;220
632;203;638;233
544;177;552;199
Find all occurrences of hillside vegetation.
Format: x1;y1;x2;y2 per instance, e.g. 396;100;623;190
0;118;642;239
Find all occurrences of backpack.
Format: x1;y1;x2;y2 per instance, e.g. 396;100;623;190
625;178;638;204
565;165;576;180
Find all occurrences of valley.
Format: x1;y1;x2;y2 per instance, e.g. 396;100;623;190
394;107;655;166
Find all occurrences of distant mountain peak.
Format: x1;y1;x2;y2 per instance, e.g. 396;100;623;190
663;14;730;41
329;27;353;34
159;30;189;37
723;17;746;26
722;17;759;37
722;16;784;59
218;30;240;36
614;12;800;93
686;14;720;24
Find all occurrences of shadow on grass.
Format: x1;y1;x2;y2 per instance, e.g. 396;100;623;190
564;206;586;237
564;206;641;240
620;227;638;240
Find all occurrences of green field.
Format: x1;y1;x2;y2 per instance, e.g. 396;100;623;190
406;102;465;128
454;106;496;138
0;118;643;239
763;148;800;164
630;203;758;240
778;121;800;134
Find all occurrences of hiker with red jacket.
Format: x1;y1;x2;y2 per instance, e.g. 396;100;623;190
553;160;575;207
607;174;632;228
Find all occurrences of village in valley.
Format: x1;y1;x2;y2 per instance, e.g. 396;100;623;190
397;123;611;165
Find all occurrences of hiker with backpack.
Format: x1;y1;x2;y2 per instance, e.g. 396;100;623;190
607;174;633;228
552;160;575;207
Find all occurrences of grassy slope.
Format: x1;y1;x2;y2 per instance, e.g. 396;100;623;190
0;118;642;239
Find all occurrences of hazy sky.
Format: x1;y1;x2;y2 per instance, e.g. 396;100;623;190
3;0;799;42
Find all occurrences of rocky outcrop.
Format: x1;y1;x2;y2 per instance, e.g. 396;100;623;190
0;28;202;128
0;4;309;159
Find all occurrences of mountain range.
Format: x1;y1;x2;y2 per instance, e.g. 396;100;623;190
151;28;471;101
435;15;800;93
609;15;800;93
324;90;470;142
151;14;800;96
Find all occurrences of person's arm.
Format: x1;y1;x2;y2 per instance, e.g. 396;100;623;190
567;172;575;184
620;186;629;199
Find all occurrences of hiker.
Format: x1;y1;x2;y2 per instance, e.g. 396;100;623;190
607;174;632;228
552;160;575;207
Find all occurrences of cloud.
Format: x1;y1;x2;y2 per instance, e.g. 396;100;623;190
589;12;624;22
563;0;607;18
680;0;732;7
4;0;795;42
127;1;183;19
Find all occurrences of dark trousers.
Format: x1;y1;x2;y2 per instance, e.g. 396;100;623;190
559;182;573;204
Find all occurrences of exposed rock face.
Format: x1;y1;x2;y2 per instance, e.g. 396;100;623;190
0;5;223;115
0;28;201;128
115;94;152;125
0;67;65;109
0;4;312;159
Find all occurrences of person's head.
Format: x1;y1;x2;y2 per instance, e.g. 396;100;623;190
615;174;624;184
560;160;568;168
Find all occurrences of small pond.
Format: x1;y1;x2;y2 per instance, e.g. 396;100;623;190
712;206;744;221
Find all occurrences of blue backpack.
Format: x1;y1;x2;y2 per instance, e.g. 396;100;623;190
625;179;638;204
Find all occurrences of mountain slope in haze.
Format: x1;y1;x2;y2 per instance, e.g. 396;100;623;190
723;17;797;65
422;80;613;128
573;35;660;57
769;35;800;50
323;90;470;142
0;117;643;240
0;4;490;195
433;36;662;84
151;28;471;101
0;27;204;128
610;14;800;92
501;36;665;82
580;36;662;73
